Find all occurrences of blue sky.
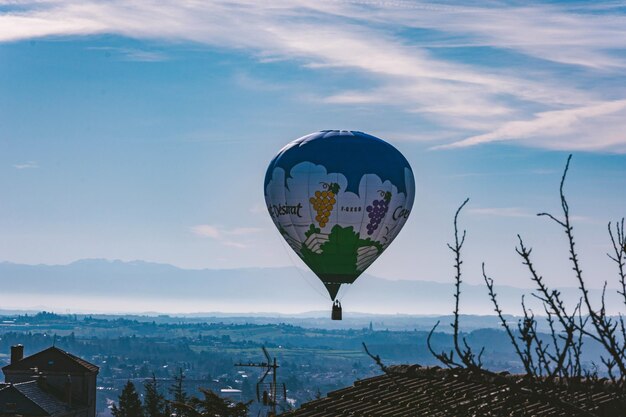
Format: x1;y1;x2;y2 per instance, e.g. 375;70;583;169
1;0;626;298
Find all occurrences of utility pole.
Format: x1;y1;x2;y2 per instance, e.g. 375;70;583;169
235;346;285;416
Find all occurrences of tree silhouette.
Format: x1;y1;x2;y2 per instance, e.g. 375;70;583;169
172;388;250;417
168;368;189;417
143;374;167;417
112;381;143;417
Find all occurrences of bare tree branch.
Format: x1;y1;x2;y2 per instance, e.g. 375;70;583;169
535;155;626;381
483;264;534;376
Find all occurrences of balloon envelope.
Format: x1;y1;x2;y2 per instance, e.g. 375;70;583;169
264;130;415;300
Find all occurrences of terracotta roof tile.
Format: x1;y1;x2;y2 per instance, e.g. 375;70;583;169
286;366;626;417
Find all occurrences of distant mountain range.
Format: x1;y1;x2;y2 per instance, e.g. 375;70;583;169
0;259;621;317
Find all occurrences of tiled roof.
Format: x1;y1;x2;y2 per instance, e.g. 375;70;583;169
0;382;48;416
0;381;74;416
14;381;74;416
2;346;99;374
287;365;626;417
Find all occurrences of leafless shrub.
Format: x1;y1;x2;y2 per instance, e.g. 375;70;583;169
427;198;484;370
480;155;626;386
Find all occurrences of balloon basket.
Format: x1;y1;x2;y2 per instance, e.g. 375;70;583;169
331;301;342;320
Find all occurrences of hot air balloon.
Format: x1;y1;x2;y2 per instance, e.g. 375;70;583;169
264;130;415;319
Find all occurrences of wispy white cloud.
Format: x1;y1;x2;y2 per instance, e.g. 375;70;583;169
13;161;39;169
529;168;557;175
374;130;458;143
222;241;247;249
1;1;625;152
468;207;532;218
190;224;220;239
120;49;166;62
569;215;596;224
438;100;626;151
227;227;264;236
248;203;267;215
190;224;263;248
469;208;595;223
232;71;284;92
333;1;626;70
88;46;168;62
444;168;560;179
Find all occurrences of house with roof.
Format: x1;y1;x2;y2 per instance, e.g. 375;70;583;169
286;365;626;417
0;345;99;417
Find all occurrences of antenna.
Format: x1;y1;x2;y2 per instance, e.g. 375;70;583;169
235;346;286;417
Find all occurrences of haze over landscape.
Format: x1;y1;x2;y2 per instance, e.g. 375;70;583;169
1;258;625;317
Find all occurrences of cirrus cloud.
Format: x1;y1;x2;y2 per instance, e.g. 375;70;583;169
190;224;264;249
437;100;626;152
2;0;626;152
13;161;39;169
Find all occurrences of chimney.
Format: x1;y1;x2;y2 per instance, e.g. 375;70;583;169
36;373;48;391
10;345;24;364
65;375;72;407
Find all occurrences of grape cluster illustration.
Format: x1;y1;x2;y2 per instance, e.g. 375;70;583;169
366;191;392;235
309;182;340;228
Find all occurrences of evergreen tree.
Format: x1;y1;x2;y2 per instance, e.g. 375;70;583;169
112;381;144;417
143;375;166;417
168;369;188;417
181;388;249;417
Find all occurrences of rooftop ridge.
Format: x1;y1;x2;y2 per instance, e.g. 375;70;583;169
2;346;99;373
52;346;99;373
288;365;626;416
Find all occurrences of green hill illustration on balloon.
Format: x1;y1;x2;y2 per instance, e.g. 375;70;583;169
300;225;383;283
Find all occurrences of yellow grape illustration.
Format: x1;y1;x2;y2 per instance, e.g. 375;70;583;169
308;182;340;228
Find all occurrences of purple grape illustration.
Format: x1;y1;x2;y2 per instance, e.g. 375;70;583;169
365;191;392;235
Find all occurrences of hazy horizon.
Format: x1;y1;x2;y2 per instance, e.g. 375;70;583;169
1;258;625;317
